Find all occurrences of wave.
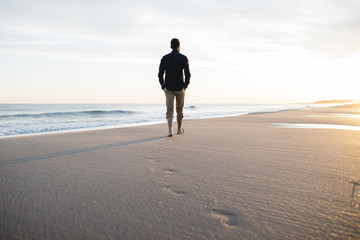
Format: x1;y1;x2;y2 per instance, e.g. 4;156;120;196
0;110;138;119
186;105;197;109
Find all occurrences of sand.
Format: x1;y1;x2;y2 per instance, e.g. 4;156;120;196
1;105;360;239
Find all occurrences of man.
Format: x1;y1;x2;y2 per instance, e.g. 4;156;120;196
158;38;191;137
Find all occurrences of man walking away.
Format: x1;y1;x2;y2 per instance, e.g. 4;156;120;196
158;38;191;137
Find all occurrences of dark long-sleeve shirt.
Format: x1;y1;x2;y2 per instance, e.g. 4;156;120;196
158;50;191;91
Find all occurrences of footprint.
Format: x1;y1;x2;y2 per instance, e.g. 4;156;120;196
162;185;186;196
211;208;239;228
163;166;178;175
148;158;162;163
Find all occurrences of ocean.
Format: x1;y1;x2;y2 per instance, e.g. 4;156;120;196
0;103;330;137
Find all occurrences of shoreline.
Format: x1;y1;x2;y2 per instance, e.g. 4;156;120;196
0;103;345;139
1;105;360;239
0;120;167;139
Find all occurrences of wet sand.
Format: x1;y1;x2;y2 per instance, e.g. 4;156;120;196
1;105;360;239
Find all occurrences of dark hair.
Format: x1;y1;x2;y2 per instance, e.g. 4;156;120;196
171;38;180;49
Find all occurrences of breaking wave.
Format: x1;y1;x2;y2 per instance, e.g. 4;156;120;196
0;110;138;119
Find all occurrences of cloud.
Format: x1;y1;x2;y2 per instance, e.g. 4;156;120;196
1;0;360;62
1;0;360;104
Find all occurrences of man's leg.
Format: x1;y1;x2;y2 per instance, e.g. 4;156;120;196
165;89;175;136
175;89;185;134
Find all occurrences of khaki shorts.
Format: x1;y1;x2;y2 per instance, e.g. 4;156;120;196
164;88;185;120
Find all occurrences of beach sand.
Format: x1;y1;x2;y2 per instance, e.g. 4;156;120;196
1;105;360;239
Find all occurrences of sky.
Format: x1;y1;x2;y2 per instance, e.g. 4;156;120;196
1;0;360;104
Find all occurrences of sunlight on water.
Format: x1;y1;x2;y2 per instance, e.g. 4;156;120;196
305;114;360;118
272;123;360;131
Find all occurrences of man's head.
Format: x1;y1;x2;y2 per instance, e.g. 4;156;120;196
170;38;180;50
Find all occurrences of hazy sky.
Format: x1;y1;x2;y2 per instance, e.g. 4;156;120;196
1;0;360;104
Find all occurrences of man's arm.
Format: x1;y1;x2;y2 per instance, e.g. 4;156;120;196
158;58;165;89
184;57;191;89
